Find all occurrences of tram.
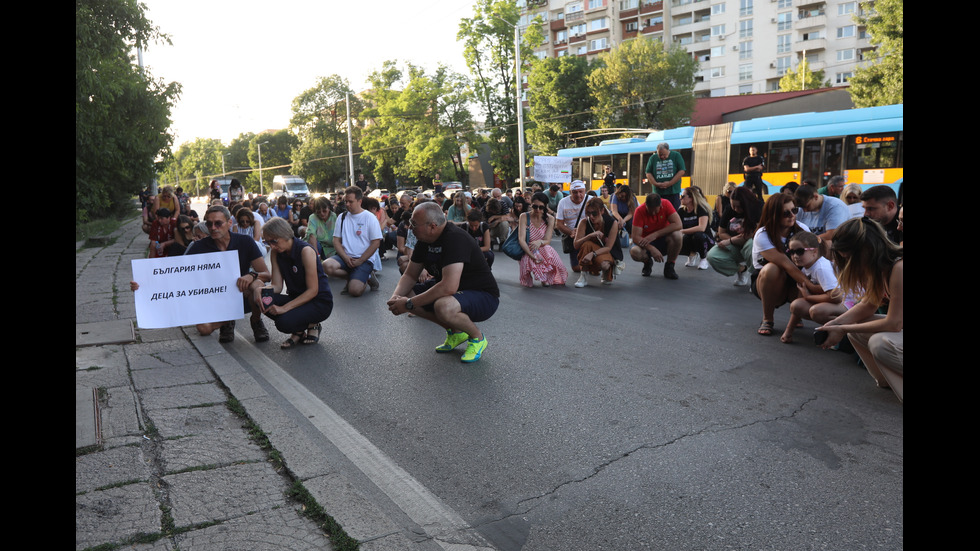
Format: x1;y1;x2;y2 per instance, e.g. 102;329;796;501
556;104;903;198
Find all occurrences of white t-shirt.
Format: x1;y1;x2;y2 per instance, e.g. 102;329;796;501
796;196;849;235
337;209;383;270
556;196;587;232
802;256;838;292
751;221;810;270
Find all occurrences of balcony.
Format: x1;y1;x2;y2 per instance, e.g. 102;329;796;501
795;13;827;29
794;37;826;52
551;18;567;31
642;22;664;34
640;1;663;15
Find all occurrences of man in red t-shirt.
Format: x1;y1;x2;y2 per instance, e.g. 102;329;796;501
630;193;683;279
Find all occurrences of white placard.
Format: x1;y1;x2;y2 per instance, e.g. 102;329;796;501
533;156;573;183
131;251;245;329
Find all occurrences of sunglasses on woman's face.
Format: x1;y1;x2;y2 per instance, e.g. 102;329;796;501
531;204;545;210
782;207;800;218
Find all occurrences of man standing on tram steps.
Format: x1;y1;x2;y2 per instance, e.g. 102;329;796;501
322;186;382;297
555;180;589;288
645;142;686;210
387;202;500;363
742;146;767;201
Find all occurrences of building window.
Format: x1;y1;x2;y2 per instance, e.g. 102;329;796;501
835;72;852;84
588;0;604;9
776;34;791;54
570;23;586;36
739;63;752;81
590;38;608;50
777;0;791;7
590;17;608;31
802;30;822;41
625;21;638;32
739;40;753;59
739;84;752;94
776;56;791;74
838;2;856;16
739;0;753;17
535;50;548;60
739;19;753;39
577;45;588;55
837;25;855;39
645;16;664;28
711;45;725;58
837;49;855;61
711;24;726;36
710;66;725;78
711;3;725;15
777;12;792;31
568;2;583;14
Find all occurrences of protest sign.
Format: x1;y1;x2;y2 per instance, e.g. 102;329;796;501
131;251;244;329
532;156;572;183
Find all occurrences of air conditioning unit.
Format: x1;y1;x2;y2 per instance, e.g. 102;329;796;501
770;62;776;68
732;45;739;51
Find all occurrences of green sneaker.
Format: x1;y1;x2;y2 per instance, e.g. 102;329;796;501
461;337;488;363
436;330;469;353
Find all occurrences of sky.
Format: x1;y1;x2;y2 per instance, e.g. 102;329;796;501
140;0;479;148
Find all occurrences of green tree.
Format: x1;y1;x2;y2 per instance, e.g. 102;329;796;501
778;58;829;91
458;0;544;184
527;56;597;155
248;130;298;195
160;137;223;196
361;62;477;187
76;0;180;222
587;37;697;130
848;0;903;107
290;75;361;191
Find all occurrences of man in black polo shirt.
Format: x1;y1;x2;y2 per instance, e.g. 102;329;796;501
386;202;499;363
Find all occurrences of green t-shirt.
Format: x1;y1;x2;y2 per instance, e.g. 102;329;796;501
645;150;686;196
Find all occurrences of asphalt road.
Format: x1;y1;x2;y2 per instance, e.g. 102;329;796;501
190;200;901;549
252;245;902;550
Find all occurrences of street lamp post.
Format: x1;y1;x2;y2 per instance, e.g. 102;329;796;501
257;141;270;196
514;23;526;190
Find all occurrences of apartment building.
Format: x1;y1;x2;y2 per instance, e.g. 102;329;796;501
518;0;874;97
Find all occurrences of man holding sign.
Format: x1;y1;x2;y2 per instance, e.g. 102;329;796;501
132;205;271;343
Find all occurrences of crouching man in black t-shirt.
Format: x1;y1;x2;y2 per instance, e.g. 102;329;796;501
386;202;499;363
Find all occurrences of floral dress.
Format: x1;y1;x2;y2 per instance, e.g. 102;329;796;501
519;218;568;287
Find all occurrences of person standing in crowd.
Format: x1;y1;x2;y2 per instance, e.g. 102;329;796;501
602;165;617;194
645;143;685;210
742;146;766;201
630;192;683;279
228;179;244;203
387;202;499;363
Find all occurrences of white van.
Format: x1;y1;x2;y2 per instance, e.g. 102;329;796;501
272;175;311;202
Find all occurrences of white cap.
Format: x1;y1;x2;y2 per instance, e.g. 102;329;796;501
570;180;586;191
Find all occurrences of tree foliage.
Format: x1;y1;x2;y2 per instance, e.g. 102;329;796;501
248;130;298;194
587;38;697;130
458;0;544;184
289;75;361;190
76;0;180;222
360;61;476;187
527;56;597;155
848;0;903;107
159;138;223;196
778;58;830;92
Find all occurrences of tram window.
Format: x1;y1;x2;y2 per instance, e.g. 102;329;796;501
847;133;900;169
768;141;800;172
592;156;611;180
613;155;628;178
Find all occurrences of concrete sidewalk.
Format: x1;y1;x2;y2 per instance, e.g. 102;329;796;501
76;216;353;550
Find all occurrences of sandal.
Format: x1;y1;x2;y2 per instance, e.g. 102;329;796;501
302;323;321;345
281;332;305;349
758;320;775;336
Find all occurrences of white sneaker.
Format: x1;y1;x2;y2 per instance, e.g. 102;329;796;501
698;258;710;270
686;253;700;267
615;260;625;275
734;270;750;286
575;273;588;288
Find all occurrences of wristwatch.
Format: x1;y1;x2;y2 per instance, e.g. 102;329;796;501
405;299;415;311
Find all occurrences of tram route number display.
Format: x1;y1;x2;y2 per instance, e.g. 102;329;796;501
533;156;573;183
131;251;245;328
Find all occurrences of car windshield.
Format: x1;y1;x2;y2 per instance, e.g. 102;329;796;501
286;184;307;191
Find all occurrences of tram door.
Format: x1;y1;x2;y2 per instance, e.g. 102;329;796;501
629;154;644;195
801;140;823;185
822;138;843;181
